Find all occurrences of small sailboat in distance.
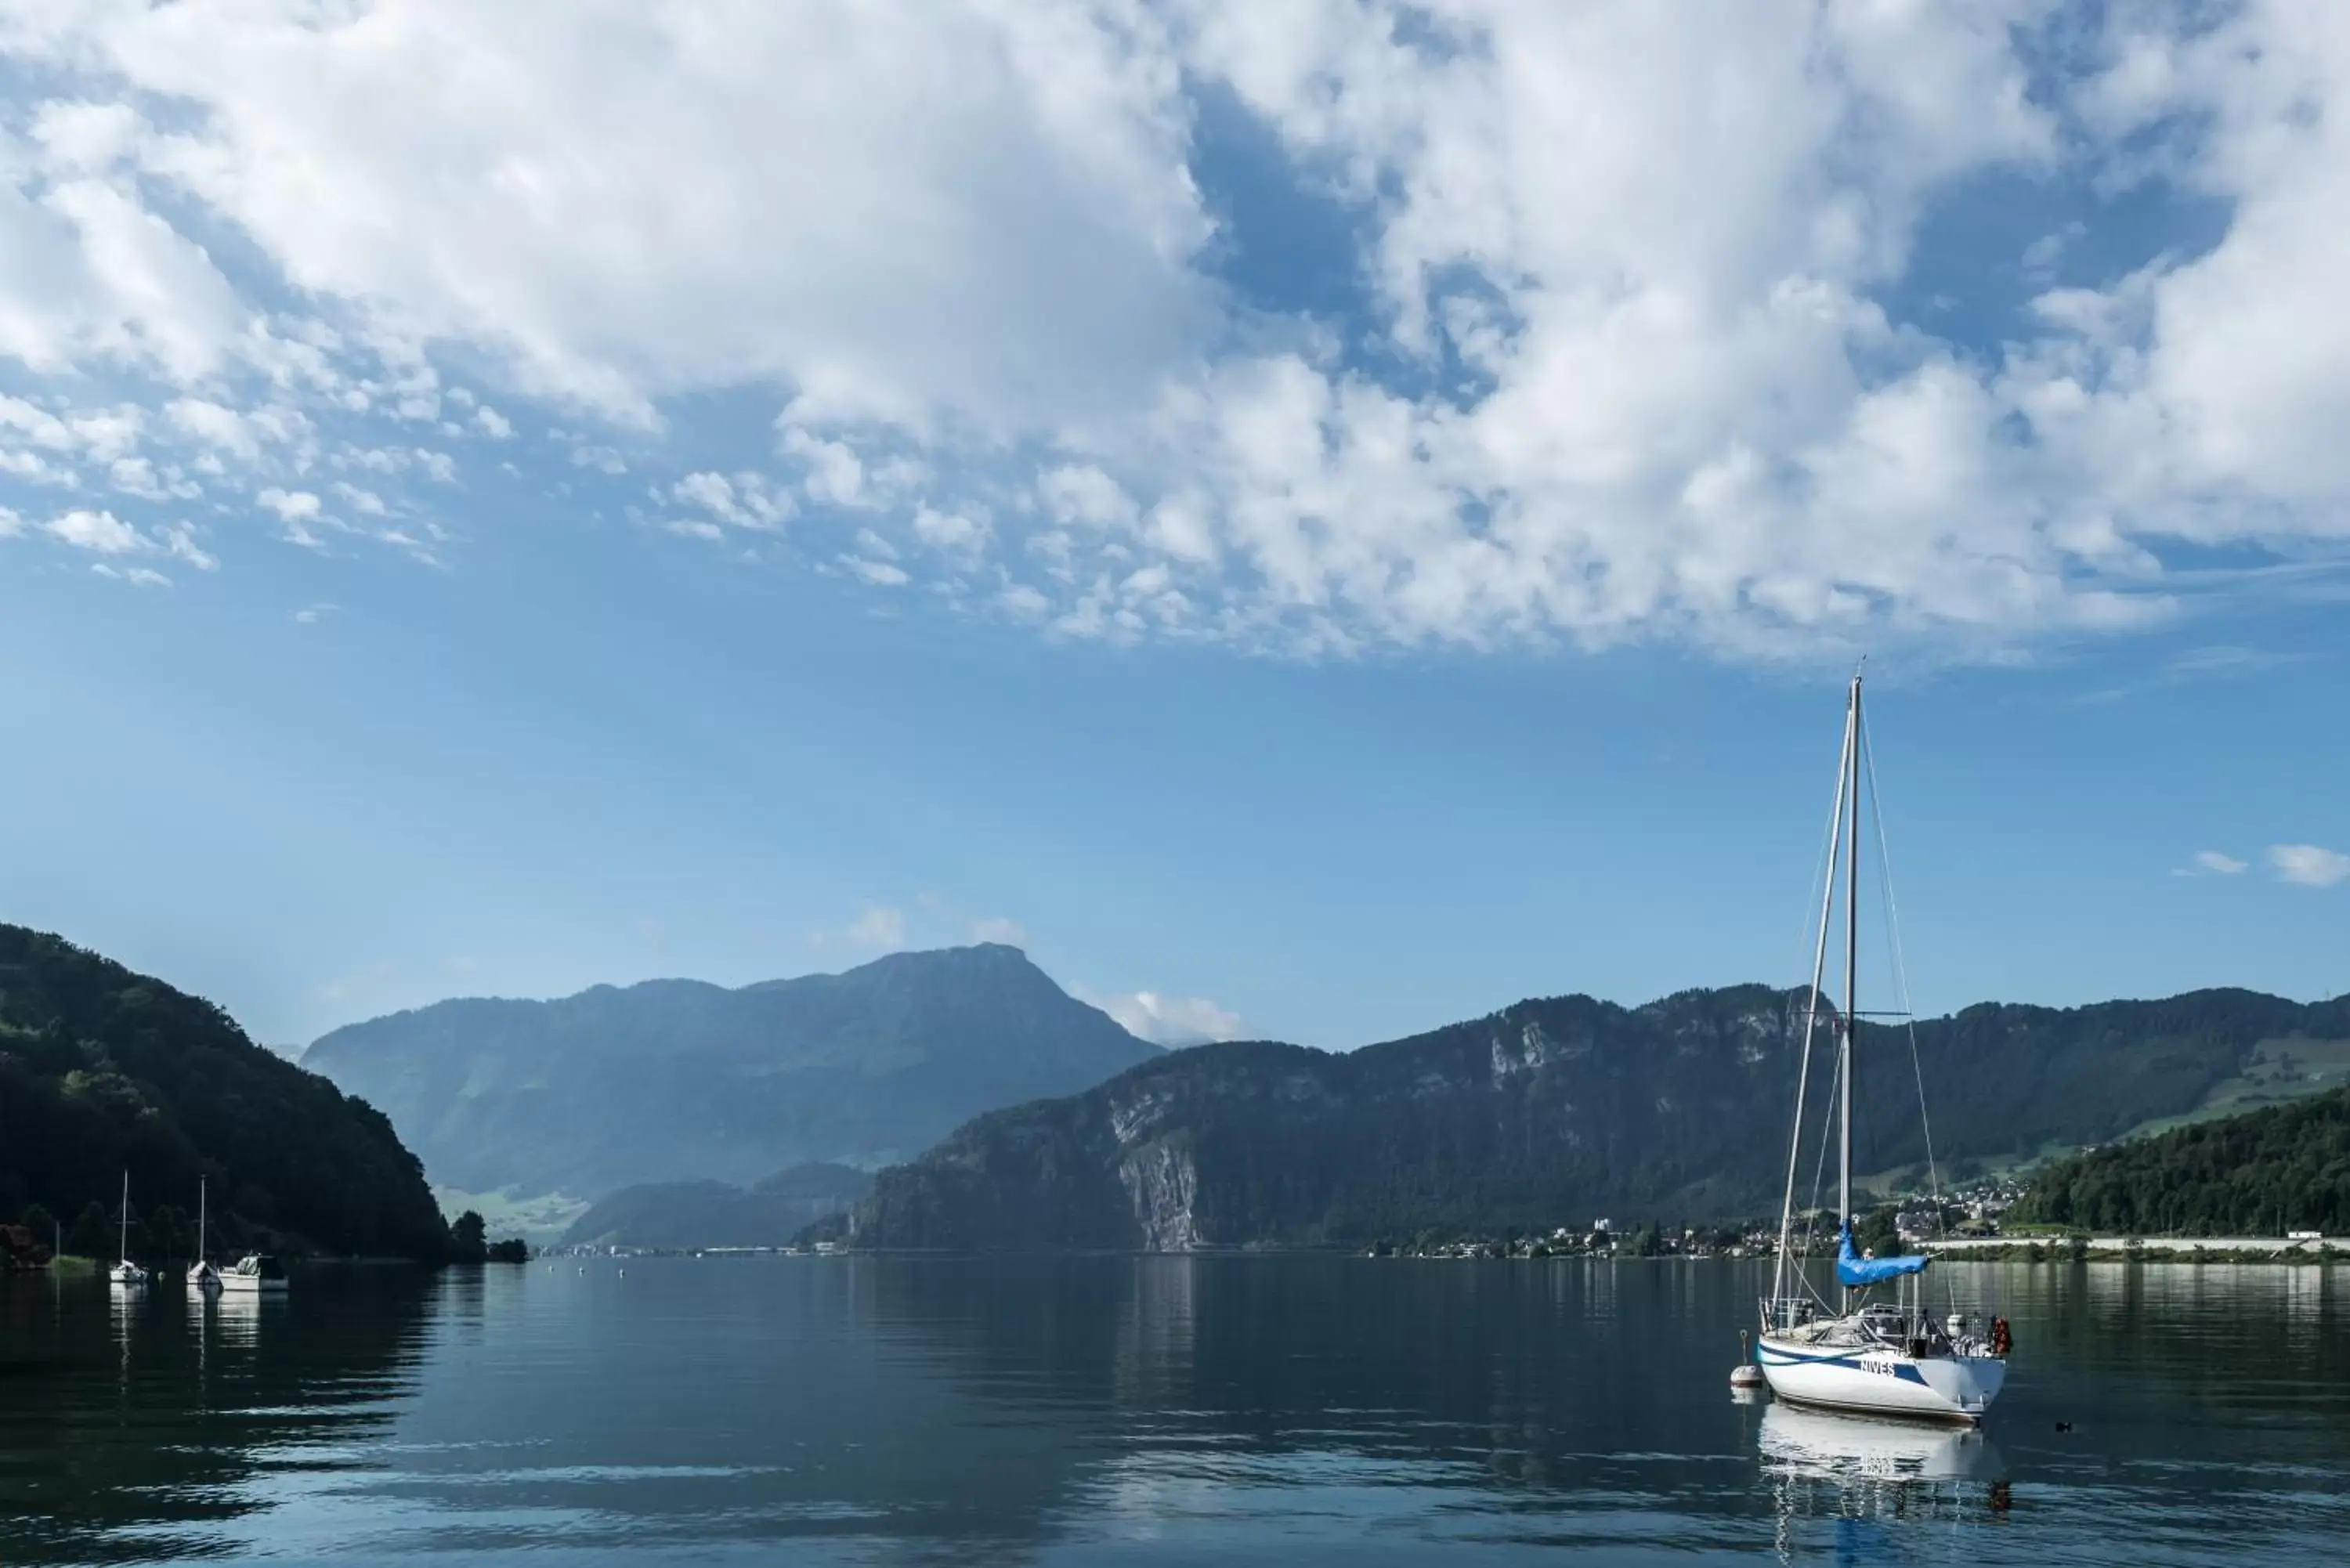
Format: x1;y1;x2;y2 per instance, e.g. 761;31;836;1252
1755;671;2008;1423
107;1171;150;1288
186;1176;222;1295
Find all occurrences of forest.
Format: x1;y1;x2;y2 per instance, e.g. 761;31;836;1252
0;924;453;1261
2014;1087;2350;1236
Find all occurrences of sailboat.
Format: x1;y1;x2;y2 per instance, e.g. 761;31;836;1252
107;1171;149;1288
186;1176;222;1294
1755;673;2008;1424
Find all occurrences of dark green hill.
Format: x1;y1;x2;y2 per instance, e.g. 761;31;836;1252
2012;1087;2350;1235
850;985;2350;1251
0;924;449;1259
304;945;1160;1199
559;1163;873;1249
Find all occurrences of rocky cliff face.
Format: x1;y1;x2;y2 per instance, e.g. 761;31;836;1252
848;984;2350;1252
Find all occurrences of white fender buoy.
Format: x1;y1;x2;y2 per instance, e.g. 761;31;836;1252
1731;1328;1766;1390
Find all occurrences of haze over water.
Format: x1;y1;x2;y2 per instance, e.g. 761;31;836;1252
2;1259;2342;1565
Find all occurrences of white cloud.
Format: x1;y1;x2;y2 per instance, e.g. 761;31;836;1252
843;555;909;587
92;562;170;587
256;487;322;523
845;904;906;950
913;503;986;554
2191;851;2247;876
107;455;169;498
780;426;869;508
160;521;218;571
43;507;144;554
331;482;389;516
2;4;2348;656
1038;463;1137;529
968;916;1025;945
2;0;1207;430
2268;844;2350;889
1097;990;1243;1049
291;602;337;624
672;469;790;530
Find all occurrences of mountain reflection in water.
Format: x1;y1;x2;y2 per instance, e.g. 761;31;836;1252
0;1257;2341;1563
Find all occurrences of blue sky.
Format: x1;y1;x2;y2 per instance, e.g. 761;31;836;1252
2;2;2345;1050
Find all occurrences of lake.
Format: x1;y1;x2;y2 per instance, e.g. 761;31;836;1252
2;1257;2344;1564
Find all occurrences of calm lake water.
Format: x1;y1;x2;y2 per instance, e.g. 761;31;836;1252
2;1257;2344;1564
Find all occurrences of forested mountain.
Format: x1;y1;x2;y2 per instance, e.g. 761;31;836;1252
850;985;2350;1251
0;924;450;1259
2013;1087;2350;1235
305;945;1160;1199
560;1163;873;1249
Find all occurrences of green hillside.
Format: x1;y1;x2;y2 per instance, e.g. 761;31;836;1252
2013;1086;2350;1236
0;924;450;1260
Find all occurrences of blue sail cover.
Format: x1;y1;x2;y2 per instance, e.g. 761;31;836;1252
1836;1220;1931;1288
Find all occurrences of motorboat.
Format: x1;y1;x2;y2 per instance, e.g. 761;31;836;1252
219;1253;289;1293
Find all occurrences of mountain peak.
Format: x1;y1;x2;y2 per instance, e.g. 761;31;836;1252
303;939;1161;1198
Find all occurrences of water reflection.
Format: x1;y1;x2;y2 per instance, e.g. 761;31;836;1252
0;1267;434;1564
0;1258;2345;1563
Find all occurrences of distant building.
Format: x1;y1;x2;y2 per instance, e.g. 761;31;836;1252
2288;1230;2323;1242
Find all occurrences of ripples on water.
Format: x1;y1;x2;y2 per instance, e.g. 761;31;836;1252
1;1258;2342;1563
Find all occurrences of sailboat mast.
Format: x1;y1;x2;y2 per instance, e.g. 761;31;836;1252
1771;708;1852;1310
1839;674;1862;1245
198;1176;208;1261
119;1170;129;1262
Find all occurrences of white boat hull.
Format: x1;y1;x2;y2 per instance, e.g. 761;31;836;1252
217;1275;287;1293
1758;1336;2005;1422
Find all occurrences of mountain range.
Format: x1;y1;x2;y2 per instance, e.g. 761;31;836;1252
559;1163;874;1250
847;985;2350;1251
0;923;450;1259
303;945;1160;1202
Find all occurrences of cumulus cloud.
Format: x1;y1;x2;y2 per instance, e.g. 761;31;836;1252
1098;989;1243;1048
44;507;144;554
2268;844;2350;889
2190;851;2247;876
256;488;321;523
2;4;2349;656
844;904;906;950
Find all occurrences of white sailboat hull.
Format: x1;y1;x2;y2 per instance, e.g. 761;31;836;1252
1757;1336;2005;1423
217;1274;287;1293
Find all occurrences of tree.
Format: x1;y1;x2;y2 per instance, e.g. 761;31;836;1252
66;1201;113;1259
146;1203;194;1263
1854;1208;1901;1259
451;1210;487;1263
20;1203;56;1248
486;1237;530;1263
